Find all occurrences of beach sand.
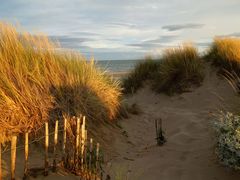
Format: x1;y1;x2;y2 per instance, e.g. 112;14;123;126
103;65;240;180
2;65;240;180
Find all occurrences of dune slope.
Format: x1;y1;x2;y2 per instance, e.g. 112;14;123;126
105;65;240;180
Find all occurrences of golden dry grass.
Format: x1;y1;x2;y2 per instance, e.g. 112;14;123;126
152;44;204;94
207;37;240;72
0;22;121;143
122;44;204;95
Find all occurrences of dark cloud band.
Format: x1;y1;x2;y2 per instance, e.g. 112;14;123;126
162;23;204;31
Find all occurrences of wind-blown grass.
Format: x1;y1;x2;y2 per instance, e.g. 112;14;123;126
122;44;204;95
122;58;160;93
0;22;121;143
152;44;204;94
207;37;240;73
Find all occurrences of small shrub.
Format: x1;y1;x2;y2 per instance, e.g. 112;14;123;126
213;112;240;170
207;37;240;73
122;58;160;93
152;44;204;95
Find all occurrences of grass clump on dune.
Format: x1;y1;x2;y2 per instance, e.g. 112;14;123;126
122;57;160;93
152;44;204;94
207;37;240;73
0;22;121;143
123;44;204;95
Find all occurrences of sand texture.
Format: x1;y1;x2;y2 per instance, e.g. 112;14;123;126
2;66;240;180
104;66;240;180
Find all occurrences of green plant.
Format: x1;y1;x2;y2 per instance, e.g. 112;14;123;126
122;58;160;93
152;44;204;95
213;112;240;170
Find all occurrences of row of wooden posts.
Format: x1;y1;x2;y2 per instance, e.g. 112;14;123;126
0;116;102;180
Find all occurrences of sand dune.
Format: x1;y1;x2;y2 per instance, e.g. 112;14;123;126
104;66;240;179
2;66;240;180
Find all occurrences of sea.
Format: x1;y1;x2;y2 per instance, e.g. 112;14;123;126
95;59;142;73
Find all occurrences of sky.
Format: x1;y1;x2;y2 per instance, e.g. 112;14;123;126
0;0;240;60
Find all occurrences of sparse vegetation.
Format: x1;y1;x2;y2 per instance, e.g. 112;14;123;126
123;44;204;95
0;22;121;143
122;58;160;93
207;37;240;73
213;112;240;170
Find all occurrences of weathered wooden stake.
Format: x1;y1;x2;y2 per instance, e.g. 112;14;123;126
81;116;86;172
53;120;59;172
89;138;93;179
62;118;67;163
11;136;17;180
44;122;49;176
83;130;88;179
75;117;80;169
23;132;29;179
155;119;166;146
84;130;88;169
96;143;100;180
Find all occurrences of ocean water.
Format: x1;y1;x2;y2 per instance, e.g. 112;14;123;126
95;59;142;73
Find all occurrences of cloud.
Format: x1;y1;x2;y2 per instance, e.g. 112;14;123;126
128;43;161;49
47;35;95;49
229;32;240;37
1;0;240;60
218;32;240;38
144;35;178;43
107;22;138;29
128;35;177;49
162;23;204;31
195;42;211;47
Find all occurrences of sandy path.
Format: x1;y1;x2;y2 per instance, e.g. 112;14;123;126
106;67;240;180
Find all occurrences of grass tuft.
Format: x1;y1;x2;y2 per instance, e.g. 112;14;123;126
122;57;160;93
0;22;121;143
207;37;240;73
152;44;204;94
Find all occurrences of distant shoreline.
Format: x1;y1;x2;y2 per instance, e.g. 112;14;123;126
108;71;129;79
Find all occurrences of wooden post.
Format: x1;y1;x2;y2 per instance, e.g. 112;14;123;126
0;143;2;180
84;130;88;169
155;119;166;146
89;138;93;178
62;118;67;163
81;116;86;172
82;116;86;130
11;136;17;180
23;132;29;179
96;143;100;180
44;122;49;176
53;120;58;172
75;117;80;170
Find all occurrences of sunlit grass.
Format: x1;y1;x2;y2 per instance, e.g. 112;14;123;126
152;44;204;94
0;22;121;143
207;37;240;73
123;44;204;95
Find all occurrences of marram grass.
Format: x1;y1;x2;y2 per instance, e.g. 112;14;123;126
123;44;204;95
207;37;240;73
122;57;160;93
0;22;121;143
153;44;204;94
